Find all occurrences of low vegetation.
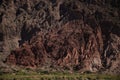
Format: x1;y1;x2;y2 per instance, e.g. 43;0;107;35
0;70;120;80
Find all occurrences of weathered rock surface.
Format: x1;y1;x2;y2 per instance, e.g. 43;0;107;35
0;0;120;73
6;20;120;73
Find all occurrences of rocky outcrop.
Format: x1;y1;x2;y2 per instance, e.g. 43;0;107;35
6;19;120;73
0;0;120;74
103;34;120;74
0;0;120;54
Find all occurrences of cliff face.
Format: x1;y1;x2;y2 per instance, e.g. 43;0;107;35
0;0;120;74
6;20;103;72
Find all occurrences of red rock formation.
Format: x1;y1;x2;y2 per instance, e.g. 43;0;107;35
6;20;104;72
0;0;119;74
6;45;36;67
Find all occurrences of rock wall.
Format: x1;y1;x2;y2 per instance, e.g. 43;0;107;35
0;0;120;73
6;20;120;73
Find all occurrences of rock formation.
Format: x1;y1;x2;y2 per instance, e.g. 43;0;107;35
0;0;120;74
6;20;120;73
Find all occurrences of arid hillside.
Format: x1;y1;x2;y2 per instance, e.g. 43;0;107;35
0;0;120;74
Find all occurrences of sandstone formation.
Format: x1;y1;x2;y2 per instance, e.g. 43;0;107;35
0;0;120;74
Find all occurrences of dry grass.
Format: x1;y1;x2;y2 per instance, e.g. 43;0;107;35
0;70;120;80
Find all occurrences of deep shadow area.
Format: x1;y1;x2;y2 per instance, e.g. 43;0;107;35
0;33;3;41
60;3;82;22
20;24;40;46
0;0;3;5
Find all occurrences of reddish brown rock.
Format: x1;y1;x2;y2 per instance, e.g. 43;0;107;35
0;0;120;74
6;20;104;72
6;45;36;67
